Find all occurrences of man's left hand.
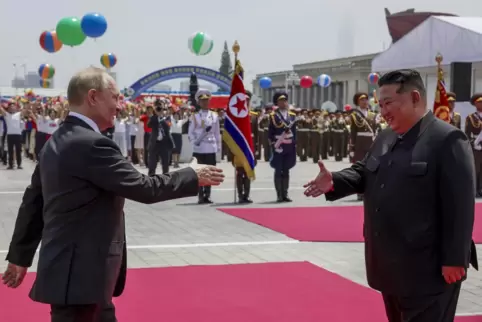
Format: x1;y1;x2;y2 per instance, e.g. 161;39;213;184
442;266;465;284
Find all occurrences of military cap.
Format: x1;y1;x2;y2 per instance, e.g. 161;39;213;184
245;90;252;98
195;88;212;101
314;109;321;115
265;103;274;109
470;93;482;105
446;92;456;102
273;91;289;104
353;92;369;106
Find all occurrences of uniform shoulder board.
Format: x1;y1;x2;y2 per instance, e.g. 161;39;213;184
454;112;460;116
250;111;259;115
288;111;296;116
269;112;275;116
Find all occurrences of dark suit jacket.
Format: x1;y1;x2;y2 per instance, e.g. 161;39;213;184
6;115;199;305
147;115;174;150
325;111;478;296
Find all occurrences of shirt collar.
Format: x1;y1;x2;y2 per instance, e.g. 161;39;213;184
68;112;101;133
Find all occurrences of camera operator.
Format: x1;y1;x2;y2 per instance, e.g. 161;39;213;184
147;98;174;175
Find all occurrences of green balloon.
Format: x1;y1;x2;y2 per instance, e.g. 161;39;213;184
56;17;86;47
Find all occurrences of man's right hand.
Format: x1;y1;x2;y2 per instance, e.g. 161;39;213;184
303;161;334;197
2;263;28;288
189;157;225;187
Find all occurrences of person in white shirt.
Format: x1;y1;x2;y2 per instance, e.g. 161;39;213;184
44;110;61;139
113;110;128;156
0;103;24;169
134;109;145;166
0;114;6;165
170;109;186;168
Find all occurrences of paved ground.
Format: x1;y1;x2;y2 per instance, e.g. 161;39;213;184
0;157;481;316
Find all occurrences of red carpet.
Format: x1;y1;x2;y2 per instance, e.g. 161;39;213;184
219;204;482;243
0;262;480;321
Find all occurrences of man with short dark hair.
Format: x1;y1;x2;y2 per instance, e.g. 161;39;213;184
304;69;478;322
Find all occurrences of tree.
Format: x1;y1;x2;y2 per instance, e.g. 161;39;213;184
218;41;233;92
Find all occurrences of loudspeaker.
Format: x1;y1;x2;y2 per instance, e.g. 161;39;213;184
450;62;472;101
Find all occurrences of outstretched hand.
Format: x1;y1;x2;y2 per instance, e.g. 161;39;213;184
303;161;334;197
190;157;225;187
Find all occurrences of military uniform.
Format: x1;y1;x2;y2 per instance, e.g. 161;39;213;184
250;107;260;160
259;105;272;161
310;110;322;163
342;111;350;157
188;89;222;204
268;92;297;202
218;110;227;160
465;93;482;196
321;113;331;159
297;109;310;161
332;111;346;161
447;92;461;129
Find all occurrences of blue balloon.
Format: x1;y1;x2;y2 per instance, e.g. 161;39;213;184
259;77;272;89
81;13;107;38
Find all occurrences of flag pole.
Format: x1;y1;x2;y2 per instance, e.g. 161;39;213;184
232;40;240;204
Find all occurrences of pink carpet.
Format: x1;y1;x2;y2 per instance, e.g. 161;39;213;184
219;204;482;243
0;262;480;321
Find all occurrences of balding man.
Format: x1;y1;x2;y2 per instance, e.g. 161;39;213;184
2;67;224;322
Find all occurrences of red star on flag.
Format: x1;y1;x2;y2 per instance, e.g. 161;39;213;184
233;95;246;115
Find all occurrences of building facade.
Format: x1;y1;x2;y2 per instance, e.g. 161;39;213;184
252;53;378;109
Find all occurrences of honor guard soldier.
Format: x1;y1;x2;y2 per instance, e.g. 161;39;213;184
218;108;227;160
447;92;461;129
310;109;322;163
188;89;222;204
269;91;297;202
332;110;346;161
297;108;310;161
259;104;273;161
246;91;260;160
320;111;330;159
350;92;376;200
465;93;482;197
342;110;350;158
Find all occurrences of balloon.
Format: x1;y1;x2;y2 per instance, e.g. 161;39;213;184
259;77;272;89
81;13;108;38
39;79;50;88
100;53;117;68
344;104;352;111
39;31;63;53
317;74;331;87
56;17;86;46
300;75;313;88
368;72;379;85
188;32;213;56
38;64;55;79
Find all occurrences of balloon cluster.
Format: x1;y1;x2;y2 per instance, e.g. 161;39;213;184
39;13;108;53
258;74;332;89
37;63;55;88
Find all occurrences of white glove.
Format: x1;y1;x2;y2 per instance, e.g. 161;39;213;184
349;152;354;157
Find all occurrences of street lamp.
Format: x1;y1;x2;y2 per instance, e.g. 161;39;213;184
285;71;300;105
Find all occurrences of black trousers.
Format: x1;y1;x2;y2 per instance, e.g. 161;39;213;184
143;132;151;166
0;133;6;164
50;300;117;322
193;152;216;198
7;134;22;167
130;136;138;164
147;141;172;175
382;282;461;322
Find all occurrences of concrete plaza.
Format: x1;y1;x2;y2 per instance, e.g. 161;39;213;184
0;158;481;316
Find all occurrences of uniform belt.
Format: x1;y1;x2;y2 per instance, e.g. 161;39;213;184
333;129;344;133
357;132;373;137
309;129;319;132
298;129;309;132
258;128;264;132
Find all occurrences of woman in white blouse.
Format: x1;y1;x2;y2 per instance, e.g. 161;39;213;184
113;109;128;156
134;108;145;166
170;108;187;168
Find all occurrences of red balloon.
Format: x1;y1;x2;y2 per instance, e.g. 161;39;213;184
300;76;313;88
344;104;352;111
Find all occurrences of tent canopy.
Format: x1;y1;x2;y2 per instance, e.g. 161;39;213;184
372;16;482;72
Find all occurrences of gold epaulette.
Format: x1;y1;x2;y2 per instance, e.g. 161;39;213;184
269;111;275;116
288;111;296;116
454;112;460;116
250;111;259;115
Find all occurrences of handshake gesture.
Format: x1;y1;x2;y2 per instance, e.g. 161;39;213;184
303;161;334;197
189;157;225;186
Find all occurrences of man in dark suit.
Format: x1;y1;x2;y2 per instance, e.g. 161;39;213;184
303;69;478;322
147;99;174;175
2;67;224;322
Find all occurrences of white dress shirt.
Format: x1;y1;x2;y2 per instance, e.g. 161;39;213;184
69;112;101;133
